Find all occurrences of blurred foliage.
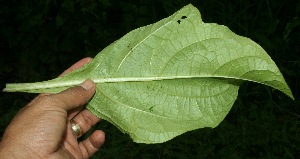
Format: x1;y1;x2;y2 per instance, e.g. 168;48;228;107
0;0;299;158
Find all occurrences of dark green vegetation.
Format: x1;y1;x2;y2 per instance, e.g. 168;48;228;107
0;0;299;158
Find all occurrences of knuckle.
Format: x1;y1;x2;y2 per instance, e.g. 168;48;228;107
82;112;94;126
39;95;65;109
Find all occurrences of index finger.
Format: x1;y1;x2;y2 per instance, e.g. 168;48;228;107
35;57;93;98
59;57;93;77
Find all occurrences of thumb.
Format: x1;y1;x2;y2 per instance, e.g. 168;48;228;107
50;79;96;111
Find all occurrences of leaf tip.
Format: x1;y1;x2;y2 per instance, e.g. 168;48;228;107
288;93;295;100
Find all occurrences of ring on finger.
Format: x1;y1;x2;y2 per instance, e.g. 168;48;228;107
70;120;82;138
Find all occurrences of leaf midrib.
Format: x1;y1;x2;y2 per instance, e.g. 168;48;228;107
4;73;277;92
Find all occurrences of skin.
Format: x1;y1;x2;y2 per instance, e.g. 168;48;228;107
0;57;105;159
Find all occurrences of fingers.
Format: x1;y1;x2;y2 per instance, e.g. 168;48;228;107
79;130;105;158
69;109;100;137
50;79;96;112
60;57;93;77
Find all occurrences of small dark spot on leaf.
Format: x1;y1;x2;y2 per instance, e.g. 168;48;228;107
149;106;154;112
177;16;187;24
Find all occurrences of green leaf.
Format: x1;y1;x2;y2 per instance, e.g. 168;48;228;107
4;4;294;143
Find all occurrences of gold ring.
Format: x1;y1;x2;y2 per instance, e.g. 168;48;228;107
70;120;82;138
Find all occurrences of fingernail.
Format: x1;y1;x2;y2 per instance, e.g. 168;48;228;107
80;80;93;90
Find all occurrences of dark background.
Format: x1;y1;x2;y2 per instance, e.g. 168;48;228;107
0;0;299;158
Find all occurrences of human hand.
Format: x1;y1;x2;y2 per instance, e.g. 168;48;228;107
0;57;105;159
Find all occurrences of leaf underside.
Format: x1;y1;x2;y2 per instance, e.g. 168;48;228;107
4;4;294;143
